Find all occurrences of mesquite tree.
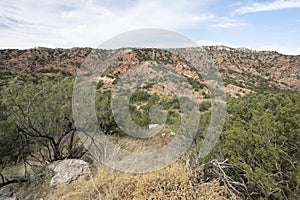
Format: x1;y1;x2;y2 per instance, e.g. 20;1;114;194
2;76;85;164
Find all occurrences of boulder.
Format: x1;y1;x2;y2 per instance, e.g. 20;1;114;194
47;159;90;187
0;187;17;200
149;124;160;129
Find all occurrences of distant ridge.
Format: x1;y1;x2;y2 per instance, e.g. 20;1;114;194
0;46;299;96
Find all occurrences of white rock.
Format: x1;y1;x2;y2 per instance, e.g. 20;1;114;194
47;159;90;187
149;124;160;129
0;187;17;200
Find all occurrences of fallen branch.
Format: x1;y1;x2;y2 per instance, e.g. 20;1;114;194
201;160;250;199
0;173;4;185
0;176;27;188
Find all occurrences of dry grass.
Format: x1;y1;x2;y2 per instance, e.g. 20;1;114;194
47;162;236;200
107;131;174;153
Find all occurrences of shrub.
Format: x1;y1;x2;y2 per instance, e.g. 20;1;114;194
222;93;300;199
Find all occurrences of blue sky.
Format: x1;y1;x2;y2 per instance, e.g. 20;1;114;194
0;0;300;54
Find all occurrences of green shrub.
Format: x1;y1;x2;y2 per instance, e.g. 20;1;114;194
222;93;300;199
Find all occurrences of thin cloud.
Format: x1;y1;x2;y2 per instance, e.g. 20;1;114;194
0;0;299;54
210;16;247;29
191;14;215;22
233;0;300;15
212;22;246;28
0;0;213;48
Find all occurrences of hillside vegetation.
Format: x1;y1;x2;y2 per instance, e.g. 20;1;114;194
0;47;299;199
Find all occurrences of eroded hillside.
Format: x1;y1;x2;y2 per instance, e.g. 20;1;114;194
0;46;299;96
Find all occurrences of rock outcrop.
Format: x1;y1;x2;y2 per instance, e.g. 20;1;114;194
47;159;90;187
0;187;17;200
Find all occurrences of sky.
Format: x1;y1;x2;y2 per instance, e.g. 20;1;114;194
0;0;300;55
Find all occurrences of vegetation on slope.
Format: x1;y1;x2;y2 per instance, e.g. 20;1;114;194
0;47;299;199
221;93;300;199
